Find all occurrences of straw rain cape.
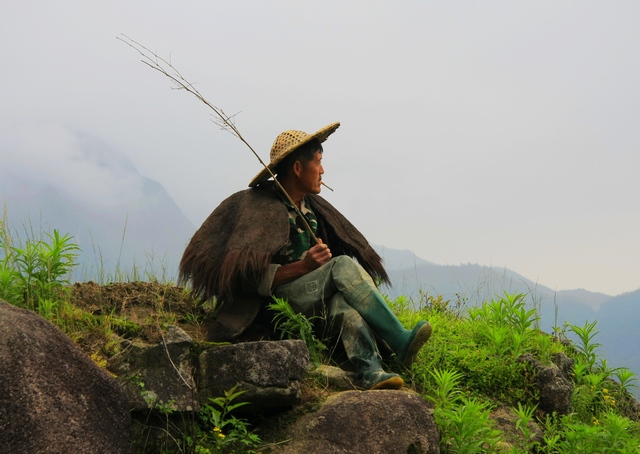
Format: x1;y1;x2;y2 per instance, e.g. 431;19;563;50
179;182;390;340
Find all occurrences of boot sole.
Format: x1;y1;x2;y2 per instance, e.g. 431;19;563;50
402;323;432;367
370;375;404;390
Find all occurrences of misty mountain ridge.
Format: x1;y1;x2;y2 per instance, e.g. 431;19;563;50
1;126;195;281
377;250;619;312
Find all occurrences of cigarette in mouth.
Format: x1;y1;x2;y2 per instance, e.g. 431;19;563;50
321;182;334;192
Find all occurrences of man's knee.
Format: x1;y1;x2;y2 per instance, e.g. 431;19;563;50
331;255;375;290
332;255;360;272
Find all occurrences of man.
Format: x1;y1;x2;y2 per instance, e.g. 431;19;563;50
179;122;431;390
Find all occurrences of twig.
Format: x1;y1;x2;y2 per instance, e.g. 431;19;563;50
156;322;193;390
118;35;320;244
257;438;293;451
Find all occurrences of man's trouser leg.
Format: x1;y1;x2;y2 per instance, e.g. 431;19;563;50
325;293;403;389
313;256;432;367
273;259;402;389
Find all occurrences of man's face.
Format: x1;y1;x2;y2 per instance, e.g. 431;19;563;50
296;151;324;195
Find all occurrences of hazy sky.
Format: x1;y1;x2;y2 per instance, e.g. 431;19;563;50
1;1;639;296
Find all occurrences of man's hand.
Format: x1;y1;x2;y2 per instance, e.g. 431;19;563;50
271;242;332;287
301;242;332;271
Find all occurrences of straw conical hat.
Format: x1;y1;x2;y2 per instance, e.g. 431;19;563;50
248;122;340;187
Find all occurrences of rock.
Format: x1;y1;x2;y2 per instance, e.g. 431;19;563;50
198;340;309;412
307;364;359;391
490;405;543;449
0;301;132;454
551;351;575;379
281;389;440;454
518;353;573;415
109;325;199;412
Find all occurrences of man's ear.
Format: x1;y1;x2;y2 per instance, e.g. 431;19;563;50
292;160;303;178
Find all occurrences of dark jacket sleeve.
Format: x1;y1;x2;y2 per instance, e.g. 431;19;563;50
178;187;290;303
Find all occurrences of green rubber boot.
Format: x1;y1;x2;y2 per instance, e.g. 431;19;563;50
358;361;404;390
345;282;432;367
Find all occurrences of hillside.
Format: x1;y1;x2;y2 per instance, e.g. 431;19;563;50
378;256;640;395
4;273;640;452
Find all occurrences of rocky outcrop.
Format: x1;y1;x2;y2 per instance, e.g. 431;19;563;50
0;301;132;454
105;327;441;452
282;389;440;453
109;329;309;414
107;330;310;452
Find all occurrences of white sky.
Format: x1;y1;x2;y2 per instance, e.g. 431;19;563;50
1;1;639;296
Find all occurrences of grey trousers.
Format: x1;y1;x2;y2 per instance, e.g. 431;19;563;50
273;256;384;364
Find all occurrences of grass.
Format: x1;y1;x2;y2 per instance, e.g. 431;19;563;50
2;220;640;453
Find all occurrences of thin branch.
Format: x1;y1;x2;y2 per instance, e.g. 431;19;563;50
118;34;319;244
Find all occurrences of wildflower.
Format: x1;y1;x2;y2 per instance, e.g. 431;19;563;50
592;417;600;426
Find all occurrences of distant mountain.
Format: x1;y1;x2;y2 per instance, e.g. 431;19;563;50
376;257;599;328
594;289;640;376
374;247;435;271
556;288;612;311
1;128;195;282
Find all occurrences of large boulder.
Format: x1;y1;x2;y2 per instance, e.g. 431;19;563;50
0;301;132;453
282;389;440;453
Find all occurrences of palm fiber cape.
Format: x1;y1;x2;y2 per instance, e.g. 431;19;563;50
179;183;390;341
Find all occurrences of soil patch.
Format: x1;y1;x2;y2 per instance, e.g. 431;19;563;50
69;281;212;346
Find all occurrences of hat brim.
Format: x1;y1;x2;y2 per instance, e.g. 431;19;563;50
248;122;340;187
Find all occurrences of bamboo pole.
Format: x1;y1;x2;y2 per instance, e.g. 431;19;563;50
118;35;321;244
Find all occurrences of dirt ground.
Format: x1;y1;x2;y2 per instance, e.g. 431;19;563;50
69;281;212;346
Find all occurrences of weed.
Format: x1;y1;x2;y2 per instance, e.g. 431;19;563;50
267;296;326;366
614;367;637;394
427;367;465;409
36;297;60;321
435;396;501;453
513;402;540;452
557;411;640;453
569;320;601;368
0;226;79;310
469;292;538;358
188;386;261;454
